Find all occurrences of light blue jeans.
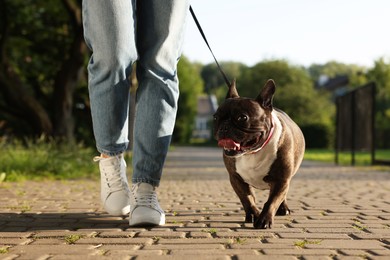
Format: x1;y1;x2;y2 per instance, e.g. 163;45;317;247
82;0;189;186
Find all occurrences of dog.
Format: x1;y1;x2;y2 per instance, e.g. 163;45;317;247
213;79;305;229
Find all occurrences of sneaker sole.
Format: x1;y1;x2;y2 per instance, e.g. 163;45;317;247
129;214;165;227
105;204;131;216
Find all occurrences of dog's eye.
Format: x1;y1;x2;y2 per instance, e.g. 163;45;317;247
213;115;218;121
237;115;248;122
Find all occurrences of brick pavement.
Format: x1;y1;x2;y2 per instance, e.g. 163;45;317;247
0;146;389;259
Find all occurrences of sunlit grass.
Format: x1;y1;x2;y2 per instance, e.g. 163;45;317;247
304;149;390;166
0;137;98;182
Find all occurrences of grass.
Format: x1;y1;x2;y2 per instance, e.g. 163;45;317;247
201;228;218;235
8;201;32;213
352;219;367;231
230;237;247;245
0;137;101;182
0;246;10;254
304;149;390;166
64;234;83;244
294;239;322;248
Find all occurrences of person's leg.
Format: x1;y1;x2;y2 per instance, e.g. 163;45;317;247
83;0;137;155
82;0;136;216
129;0;189;226
132;0;189;186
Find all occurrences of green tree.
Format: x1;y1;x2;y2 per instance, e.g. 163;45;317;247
238;60;335;148
0;0;87;141
201;62;247;98
173;56;204;144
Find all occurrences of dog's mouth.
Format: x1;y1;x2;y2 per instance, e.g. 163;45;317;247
218;134;263;157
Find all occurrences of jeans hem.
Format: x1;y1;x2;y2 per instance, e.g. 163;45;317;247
132;178;160;187
97;146;128;157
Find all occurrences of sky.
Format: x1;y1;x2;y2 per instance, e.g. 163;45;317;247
182;0;390;68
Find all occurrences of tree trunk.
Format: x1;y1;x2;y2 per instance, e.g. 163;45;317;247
0;64;53;136
52;0;87;141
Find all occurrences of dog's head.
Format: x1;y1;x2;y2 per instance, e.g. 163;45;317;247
213;79;276;157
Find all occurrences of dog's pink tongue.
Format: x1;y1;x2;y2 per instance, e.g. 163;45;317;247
218;139;240;150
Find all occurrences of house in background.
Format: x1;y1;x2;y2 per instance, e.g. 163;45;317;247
192;95;218;140
316;74;349;98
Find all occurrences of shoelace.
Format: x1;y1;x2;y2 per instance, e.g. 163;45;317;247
132;186;161;211
94;156;129;194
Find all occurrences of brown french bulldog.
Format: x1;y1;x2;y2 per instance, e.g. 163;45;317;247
213;79;305;229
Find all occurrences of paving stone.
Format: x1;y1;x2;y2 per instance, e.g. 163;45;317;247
142;243;226;250
97;231;136;238
187;231;212;238
0;146;389;259
29;238;68;245
238;256;297;260
74;237;154;245
135;231;187;239
51;256;129;260
168;248;259;255
260;248;337;256
8;244;95;255
156;238;232;245
133;256;231;260
337;249;375;257
276;233;351;240
368;248;390;256
0;232;33;238
304;239;386;250
0;238;32;246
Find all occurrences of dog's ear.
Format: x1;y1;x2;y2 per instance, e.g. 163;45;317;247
256;79;275;110
226;79;240;99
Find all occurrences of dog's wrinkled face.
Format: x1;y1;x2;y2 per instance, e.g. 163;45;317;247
213;79;275;157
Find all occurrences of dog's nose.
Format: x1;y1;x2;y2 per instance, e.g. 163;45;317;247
221;124;229;133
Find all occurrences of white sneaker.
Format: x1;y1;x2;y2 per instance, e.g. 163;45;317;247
129;183;165;226
94;155;131;216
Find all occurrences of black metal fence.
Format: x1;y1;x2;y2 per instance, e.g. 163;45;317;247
335;82;387;165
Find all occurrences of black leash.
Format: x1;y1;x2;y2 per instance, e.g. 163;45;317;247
189;6;231;88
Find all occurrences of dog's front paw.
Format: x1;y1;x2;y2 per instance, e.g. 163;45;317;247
253;212;273;229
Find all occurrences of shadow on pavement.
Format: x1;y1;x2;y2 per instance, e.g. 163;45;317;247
0;212;131;232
